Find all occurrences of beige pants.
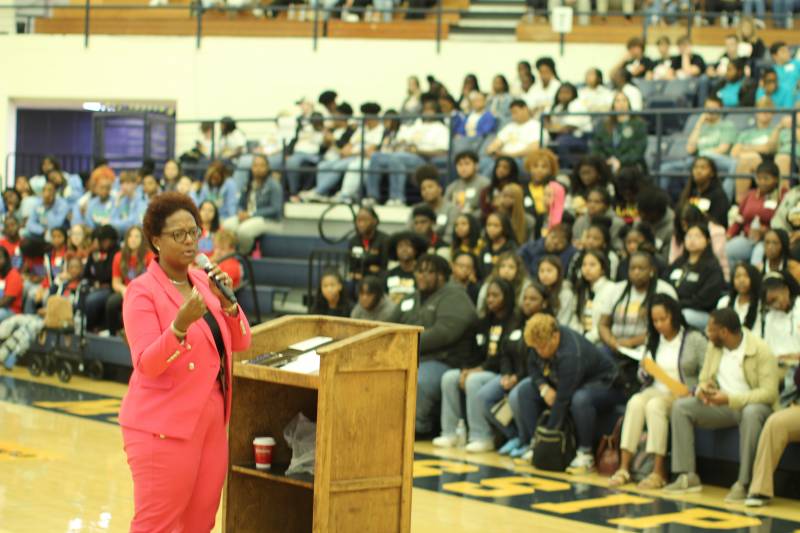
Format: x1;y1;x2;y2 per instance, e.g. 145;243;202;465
620;386;675;456
748;405;800;497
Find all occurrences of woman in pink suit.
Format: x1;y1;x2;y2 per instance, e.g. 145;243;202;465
119;192;252;533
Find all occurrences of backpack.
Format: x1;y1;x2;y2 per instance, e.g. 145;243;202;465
532;410;577;472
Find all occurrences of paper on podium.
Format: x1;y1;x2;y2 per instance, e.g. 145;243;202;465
288;336;333;352
642;357;689;397
281;351;321;375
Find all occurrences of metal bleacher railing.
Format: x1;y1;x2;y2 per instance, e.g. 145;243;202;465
4;0;785;53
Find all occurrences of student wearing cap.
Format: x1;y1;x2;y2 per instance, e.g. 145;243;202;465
385;230;428;304
408;165;459;240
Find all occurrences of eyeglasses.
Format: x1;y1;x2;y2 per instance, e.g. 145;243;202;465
163;227;202;243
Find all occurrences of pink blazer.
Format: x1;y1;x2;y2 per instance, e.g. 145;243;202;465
119;260;252;439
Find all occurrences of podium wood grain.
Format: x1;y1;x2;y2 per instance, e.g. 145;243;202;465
225;315;422;533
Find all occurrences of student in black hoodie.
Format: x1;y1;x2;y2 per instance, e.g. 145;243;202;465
433;278;522;453
665;223;725;330
348;206;389;280
678;156;731;229
82;224;119;332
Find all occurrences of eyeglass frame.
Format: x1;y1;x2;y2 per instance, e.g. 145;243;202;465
162;226;202;243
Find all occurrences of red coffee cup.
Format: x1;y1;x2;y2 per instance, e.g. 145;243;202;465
253;437;276;470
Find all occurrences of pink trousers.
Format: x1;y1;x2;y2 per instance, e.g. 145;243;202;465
122;384;227;533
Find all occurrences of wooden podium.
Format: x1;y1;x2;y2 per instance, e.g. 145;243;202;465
224;315;422;533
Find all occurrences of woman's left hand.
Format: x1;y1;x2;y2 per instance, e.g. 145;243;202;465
206;263;235;307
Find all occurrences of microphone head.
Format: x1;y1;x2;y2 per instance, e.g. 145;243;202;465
195;254;211;269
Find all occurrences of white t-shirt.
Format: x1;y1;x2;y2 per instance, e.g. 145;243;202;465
397;119;449;153
217;128;247;154
653;330;683;393
551;101;592;134
348;123;385;156
524;80;562;114
717;340;750;395
294;125;324;154
496;119;547;153
622;84;644;112
763;302;800;357
717;295;761;333
578;85;614;113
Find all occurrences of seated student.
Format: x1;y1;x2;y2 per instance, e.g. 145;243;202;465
636;187;674;261
666;309;778;502
449;252;481;305
348;206;389;280
160;159;183;192
678;157;731;230
476;252;530;312
572;250;612;344
450;214;485;262
0;216;22;271
282;113;325;201
615;37;654;80
617;223;667;281
610;68;643;113
434;278;522;452
210;229;242;290
74;177;114;230
578;68;614;113
15;175;38;222
23;182;69;240
772;110;800;178
757;228;790;276
715;59;756;108
497;183;535;245
659;96;737;201
477;213;517;278
521;149;565;239
410;206;449;258
310;269;353;318
666;224;726;330
223;154;283;255
718;263;763;333
191;161;239;220
519;223;576;279
757;43;800;109
81;225;119;332
2;190;23;224
0;247;23;324
392;254;479;436
445;151;491;216
385;231;427;305
614;166;649;224
537;254;578;330
609;294;707;489
670;36;706;79
408;166;459;240
513;313;624;473
367;99;449;206
671;203;730;281
760;272;800;363
45;227;69;282
567;155;614;217
730;98;778;202
106;226;153;336
481;101;544;178
479;157;519;222
545;83;592;168
591;91;647;173
197;201;220;256
746;365;800;507
350;275;396;322
452;91;497;156
726;160;784;264
571;187;624;252
573;218;620;281
141;174;161;204
598;251;678;395
110;172;147;235
499;281;556;458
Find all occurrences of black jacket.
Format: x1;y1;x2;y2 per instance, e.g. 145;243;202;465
348;231;389;276
474;312;523;374
666;253;725;312
528;326;617;430
685;182;730;228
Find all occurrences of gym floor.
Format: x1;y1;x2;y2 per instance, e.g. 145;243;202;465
1;368;799;533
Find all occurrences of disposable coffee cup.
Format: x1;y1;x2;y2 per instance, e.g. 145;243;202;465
253;437;276;470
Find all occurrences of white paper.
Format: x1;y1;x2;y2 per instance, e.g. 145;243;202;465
281;352;321;374
289;336;333;352
618;346;645;361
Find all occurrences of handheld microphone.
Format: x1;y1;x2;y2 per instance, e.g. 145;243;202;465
195;254;238;305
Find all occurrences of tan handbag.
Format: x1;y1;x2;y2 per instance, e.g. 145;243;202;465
44;295;73;330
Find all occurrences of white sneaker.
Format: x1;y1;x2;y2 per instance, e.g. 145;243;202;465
521;448;533;462
432;435;458;448
465;440;494;453
566;451;595;474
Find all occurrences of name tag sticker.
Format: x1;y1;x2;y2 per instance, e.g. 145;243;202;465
483;253;493;264
465;188;476;199
696;198;711;212
764;200;777;210
436;214;448;226
669;269;683;281
400;299;414;312
476;334;486;346
509;329;522;341
524;196;533;208
686;272;700;282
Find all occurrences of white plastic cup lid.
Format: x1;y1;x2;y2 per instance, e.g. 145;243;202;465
253;437;276;446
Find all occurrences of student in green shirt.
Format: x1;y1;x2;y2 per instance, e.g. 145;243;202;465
591;91;647;173
731;98;777;203
770;109;800;177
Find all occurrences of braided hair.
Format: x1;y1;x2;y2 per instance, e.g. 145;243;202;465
611;251;658;334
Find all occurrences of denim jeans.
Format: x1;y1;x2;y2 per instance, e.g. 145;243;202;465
440;369;497;442
772;0;794;26
339;158;369;200
366;152;425;203
726;235;756;266
742;0;766;19
84;287;112;331
509;376;626;449
315;157;355;196
284;153;320;195
476;375;516;439
417;359;451;434
0;308;14;325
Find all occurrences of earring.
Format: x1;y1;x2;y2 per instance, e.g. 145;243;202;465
156;246;160;252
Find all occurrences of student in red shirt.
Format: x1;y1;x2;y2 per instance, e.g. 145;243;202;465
0;216;23;270
27;227;70;314
211;229;242;290
106;226;154;334
0;247;24;322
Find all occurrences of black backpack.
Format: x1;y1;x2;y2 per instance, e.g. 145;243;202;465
532;410;577;472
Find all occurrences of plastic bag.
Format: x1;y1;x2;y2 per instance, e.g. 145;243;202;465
284;413;317;476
